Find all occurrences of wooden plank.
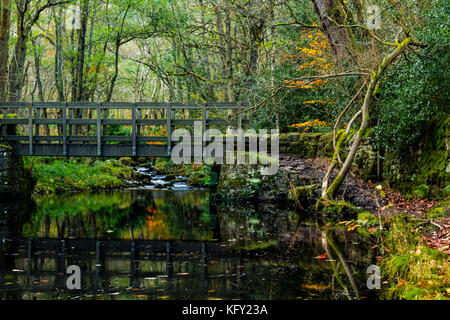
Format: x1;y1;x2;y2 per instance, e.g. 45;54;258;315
28;103;33;155
35;106;40;140
170;119;196;126
32;102;65;108
96;103;101;156
137;107;141;137
206;102;239;109
0;119;28;125
167;103;172;156
135;102;167;108
67;136;96;142
136;119;166;125
102;119;132;125
68;106;73;136
2;135;29;141
67;119;97;125
33;119;63;125
137;136;167;142
102;136;132;142
206;119;235;126
62;104;67;156
170;102;202;109
67;102;97;108
131;103;137;156
202;105;207;148
0;102;28;108
102;102;135;108
35;136;63;142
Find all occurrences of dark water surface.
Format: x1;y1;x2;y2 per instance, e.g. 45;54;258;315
0;188;379;300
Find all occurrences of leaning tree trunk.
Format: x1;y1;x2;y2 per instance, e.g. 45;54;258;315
321;37;412;201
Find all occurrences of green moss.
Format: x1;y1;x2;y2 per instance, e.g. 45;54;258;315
427;201;450;219
316;198;359;217
239;240;278;251
154;158;212;187
381;215;450;300
119;157;137;167
289;184;319;206
31;158;135;194
386;116;449;199
357;211;378;224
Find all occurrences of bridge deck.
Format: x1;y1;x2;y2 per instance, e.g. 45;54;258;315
0;102;247;157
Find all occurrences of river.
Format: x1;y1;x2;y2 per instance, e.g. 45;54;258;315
0;175;380;300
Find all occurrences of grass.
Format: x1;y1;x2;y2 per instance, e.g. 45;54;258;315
381;215;450;300
26;157;135;194
427;200;450;219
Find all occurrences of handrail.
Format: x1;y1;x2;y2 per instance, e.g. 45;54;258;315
0;101;247;157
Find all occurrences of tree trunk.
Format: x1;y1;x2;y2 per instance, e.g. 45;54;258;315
32;37;49;135
224;3;234;103
322;37;411;200
8;19;28;101
312;0;355;61
0;0;10;102
54;7;64;101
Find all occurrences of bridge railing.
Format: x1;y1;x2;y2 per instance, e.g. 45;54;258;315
0;102;248;157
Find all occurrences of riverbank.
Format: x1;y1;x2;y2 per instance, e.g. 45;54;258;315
25;156;212;194
25;157;136;194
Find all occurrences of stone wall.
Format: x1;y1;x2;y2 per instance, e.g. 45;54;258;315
217;119;449;201
383;116;450;198
216;163;318;203
279;130;378;180
0;144;34;199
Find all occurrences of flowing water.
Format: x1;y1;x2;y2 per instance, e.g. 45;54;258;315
0;177;380;300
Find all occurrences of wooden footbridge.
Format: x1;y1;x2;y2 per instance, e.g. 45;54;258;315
0;102;247;157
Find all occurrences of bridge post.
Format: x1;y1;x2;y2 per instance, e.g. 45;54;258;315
202;104;208;150
137;107;142;138
28;103;33;155
68;104;73;137
237;102;242;131
35;105;40;142
1;106;5;137
167;103;172;156
132;103;137;157
62;103;67;156
96;103;102;156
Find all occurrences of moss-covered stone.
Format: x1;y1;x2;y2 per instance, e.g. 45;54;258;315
119;157;137;167
279;130;377;180
384;115;450;198
316;198;359;218
0;145;34;199
289;184;320;207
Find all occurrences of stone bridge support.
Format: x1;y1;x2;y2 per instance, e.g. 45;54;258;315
0;144;34;199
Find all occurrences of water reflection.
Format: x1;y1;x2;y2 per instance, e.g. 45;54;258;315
0;189;379;300
22;190;218;241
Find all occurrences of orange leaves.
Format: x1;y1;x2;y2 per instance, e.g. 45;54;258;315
302;99;327;104
289;119;328;132
316;252;327;260
146;127;167;145
347;224;360;231
295;30;333;75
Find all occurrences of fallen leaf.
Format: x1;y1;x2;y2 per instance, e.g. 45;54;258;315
317;253;327;260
